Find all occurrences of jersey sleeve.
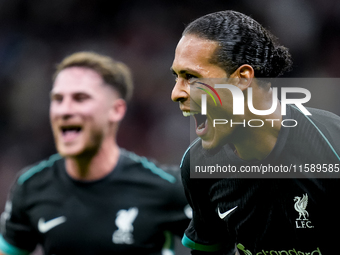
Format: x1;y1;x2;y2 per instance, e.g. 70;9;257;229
0;176;38;254
180;147;236;254
158;165;192;237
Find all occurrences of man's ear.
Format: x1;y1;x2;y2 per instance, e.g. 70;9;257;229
230;64;254;91
109;98;127;123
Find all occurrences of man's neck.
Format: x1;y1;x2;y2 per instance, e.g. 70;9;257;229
233;100;282;161
65;141;120;181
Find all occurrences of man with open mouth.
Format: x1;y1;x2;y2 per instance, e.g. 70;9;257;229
171;10;340;255
0;52;191;255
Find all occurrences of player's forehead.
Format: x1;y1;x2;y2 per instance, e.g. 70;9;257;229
51;66;106;94
172;34;221;75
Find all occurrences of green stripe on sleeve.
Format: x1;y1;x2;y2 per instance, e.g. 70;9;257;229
292;105;340;161
126;151;176;183
17;154;62;185
0;235;30;255
182;233;222;252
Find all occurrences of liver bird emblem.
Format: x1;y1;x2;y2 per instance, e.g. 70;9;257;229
112;207;139;244
294;193;309;220
115;207;139;232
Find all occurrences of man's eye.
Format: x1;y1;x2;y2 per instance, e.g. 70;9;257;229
51;95;63;103
186;74;198;84
75;94;89;102
172;72;178;82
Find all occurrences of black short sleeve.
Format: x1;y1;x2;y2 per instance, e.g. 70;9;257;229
0;176;38;254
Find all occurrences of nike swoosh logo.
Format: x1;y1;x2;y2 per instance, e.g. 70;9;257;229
218;206;238;219
38;216;66;233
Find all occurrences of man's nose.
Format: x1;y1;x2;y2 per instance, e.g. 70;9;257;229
54;98;76;119
171;79;189;102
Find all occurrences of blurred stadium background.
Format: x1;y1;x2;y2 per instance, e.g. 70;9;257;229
0;0;339;254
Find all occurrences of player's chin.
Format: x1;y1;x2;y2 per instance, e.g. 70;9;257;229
200;133;218;150
201;139;214;150
56;143;85;158
200;129;226;151
201;137;221;149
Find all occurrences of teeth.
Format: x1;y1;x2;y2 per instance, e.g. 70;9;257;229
182;111;199;117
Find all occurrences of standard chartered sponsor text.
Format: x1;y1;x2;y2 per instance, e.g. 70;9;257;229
195;163;340;175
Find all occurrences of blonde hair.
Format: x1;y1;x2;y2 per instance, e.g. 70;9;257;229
54;52;133;101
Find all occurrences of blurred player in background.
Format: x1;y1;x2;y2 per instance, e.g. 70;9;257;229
0;52;191;255
171;10;340;254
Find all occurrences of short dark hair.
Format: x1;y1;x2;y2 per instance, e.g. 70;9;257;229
183;10;293;77
54;52;133;101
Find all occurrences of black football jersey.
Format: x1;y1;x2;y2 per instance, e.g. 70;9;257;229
0;149;191;255
180;105;340;254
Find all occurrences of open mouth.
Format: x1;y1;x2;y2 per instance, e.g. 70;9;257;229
182;111;208;135
194;114;207;131
60;126;82;142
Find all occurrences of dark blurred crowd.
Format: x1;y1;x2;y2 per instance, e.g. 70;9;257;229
0;0;339;222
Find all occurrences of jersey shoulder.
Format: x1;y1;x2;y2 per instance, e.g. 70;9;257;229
291;106;340;159
118;149;188;206
119;148;180;185
16;153;62;187
292;106;340;128
4;154;63;217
